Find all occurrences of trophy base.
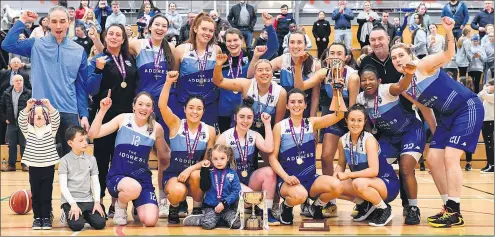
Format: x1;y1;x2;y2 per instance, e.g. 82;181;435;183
299;219;330;231
244;218;263;230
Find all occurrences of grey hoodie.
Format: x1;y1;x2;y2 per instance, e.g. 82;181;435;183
467;43;487;72
455;37;470;67
165;11;183;36
412;28;428;56
484;42;494;63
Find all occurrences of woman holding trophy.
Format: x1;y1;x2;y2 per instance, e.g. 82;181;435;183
293;42;360;217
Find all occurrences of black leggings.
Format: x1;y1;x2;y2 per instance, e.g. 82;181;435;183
482;121;494;166
29;165;55;219
468;71;483;93
458;67;468;78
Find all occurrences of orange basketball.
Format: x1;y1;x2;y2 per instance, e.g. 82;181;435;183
9;189;32;215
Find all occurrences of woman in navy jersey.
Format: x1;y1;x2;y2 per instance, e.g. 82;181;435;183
270;59;345;224
248;31;321;118
293;42;360;217
216;104;279;224
158;71;217;224
88;91;168;227
390;17;484;228
173;12;223;130
217;12;278;132
128;14;175;218
86;24;139;218
356;64;428;225
335;104;399;227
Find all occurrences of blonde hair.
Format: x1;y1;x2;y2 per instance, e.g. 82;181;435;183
390;43;413;56
82;9;95;21
206;144;237;170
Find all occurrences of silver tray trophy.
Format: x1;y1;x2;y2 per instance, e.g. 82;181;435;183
238;191;268;230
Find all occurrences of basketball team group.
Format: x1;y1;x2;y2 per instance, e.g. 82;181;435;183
0;1;492;233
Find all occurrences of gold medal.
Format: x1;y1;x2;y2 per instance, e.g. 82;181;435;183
256;121;262;128
199;78;204;85
296;158;303;165
121;81;127;88
241;170;248;177
233;91;239;94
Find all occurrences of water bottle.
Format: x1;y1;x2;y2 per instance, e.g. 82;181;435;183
1;159;7;170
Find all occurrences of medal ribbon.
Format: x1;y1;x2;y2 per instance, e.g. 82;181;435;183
370;89;379;126
256;83;273;122
228;51;243;78
149;39;163;70
112;54;126;80
184;121;202;166
214;168;227;202
288;119;305;157
196;48;209;78
233;129;249;173
411;75;417;100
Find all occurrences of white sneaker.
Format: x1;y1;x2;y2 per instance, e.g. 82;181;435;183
113;202;128;226
159;198;169;218
60;209;67;227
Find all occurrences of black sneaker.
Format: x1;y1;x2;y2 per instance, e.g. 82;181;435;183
309;204;324;220
353;201;376;222
168;205;180;224
465;163;472;171
32;218;42;230
404;206;421;225
42;218;52;230
420;162;426;171
428;207;464;228
481;165;494;173
368;204;393;227
428;205;446;222
279;202;293;225
192;207;202;215
108;205;115;218
178;200;188;217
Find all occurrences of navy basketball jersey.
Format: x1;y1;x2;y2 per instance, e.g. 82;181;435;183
107;114;156;182
278;118;316;178
224;128;257;185
136;39;169;96
356;84;418;136
246;79;283;117
166;119;210;175
218;53;250;117
177;43;218;105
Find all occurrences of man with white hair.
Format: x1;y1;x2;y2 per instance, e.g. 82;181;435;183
209;10;230;37
471;0;494;39
1;6;89;157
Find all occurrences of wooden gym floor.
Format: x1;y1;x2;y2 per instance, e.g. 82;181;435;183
0;169;493;236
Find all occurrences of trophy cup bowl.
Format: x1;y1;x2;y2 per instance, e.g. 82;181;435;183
243;192;264;230
326;58;348;113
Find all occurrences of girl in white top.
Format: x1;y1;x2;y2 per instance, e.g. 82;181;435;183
427;24;444;55
478;80;494;173
30;16;49;38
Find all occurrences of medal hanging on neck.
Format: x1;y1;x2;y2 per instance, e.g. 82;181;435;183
214;168;227;202
196;48;209;85
289;118;305;165
228;51;243;94
349;136;358;167
184;121;202;167
112;54;127;88
370;89;379;135
234;129;249;177
411;75;418;111
256;83;272;128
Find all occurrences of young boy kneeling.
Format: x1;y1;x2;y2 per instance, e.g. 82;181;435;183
59;126;106;231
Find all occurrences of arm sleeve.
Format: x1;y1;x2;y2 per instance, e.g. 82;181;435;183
50;110;61;137
223;172;241;206
91;175;101;202
86;56;103;96
462;4;470;26
478;87;495;103
331;9;340;20
312;22;318;38
0;94;7;122
60;174;77;205
200;167;212;192
305;34;312;49
470;14;480;30
1;21;35;57
260;25;278;60
76;53;89;118
249;6;257;30
227;7;235;26
344;9;355;20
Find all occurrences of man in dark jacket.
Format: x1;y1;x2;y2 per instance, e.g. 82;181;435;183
0;57;31;100
441;0;469;40
471;1;494;39
0;75;30;171
274;4;296;56
312;11;331;58
180;12;197;44
228;0;257;50
380;12;396;41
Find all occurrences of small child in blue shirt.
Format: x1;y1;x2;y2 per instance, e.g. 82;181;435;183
183;144;241;229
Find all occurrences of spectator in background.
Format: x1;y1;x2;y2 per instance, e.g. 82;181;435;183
0;57;31;94
441;0;469;41
23;22;33;39
125;25;136;40
332;0;354;50
73;24;94;55
467;34;487;94
478;79;494;173
228;0;257;51
136;2;155;36
484;32;494;82
9;34;32;75
209;10;230;38
68;7;81;39
312;11;331;58
481;24;494;47
410;3;432;35
471;0;494;40
427;24;444;55
2;7;90;156
0;75;30;172
380;12;395;40
137;0;161;17
105;1;126;30
282;23;311;54
356;1;380;48
30;17;49;38
391;35;404;47
456;28;471;78
165;2;182;44
179;12;196;44
93;0;112;34
274;4;296;56
81;10;102;33
393;13;410;37
76;0;92;20
411;14;428;59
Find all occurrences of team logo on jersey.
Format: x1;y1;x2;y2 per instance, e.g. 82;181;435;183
249;136;253;143
125;60;132;66
227;173;235;181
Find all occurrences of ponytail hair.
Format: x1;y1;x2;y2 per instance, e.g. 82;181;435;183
148;14;175;69
186;12;216;50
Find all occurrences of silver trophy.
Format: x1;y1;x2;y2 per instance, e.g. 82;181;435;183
238;191;268;230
